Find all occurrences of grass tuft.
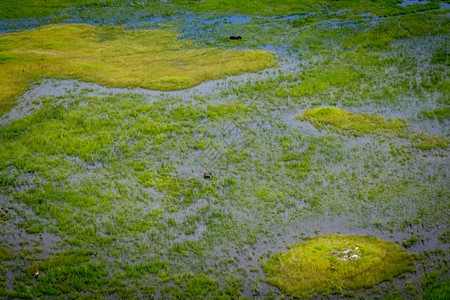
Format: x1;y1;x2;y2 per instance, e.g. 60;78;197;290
297;107;406;136
262;234;416;298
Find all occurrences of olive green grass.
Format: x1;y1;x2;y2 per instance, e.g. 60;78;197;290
297;107;406;136
297;107;448;149
0;24;276;115
262;234;416;298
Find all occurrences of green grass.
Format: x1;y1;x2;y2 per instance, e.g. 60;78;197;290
341;10;449;50
0;247;14;261
0;79;447;298
297;107;448;150
0;0;112;19
286;11;449;108
1;250;119;298
419;108;450;122
423;280;450;300
171;0;328;16
422;270;450;300
262;234;416;298
0;24;275;115
297;107;406;136
0;0;443;20
0;1;449;298
412;132;448;150
0;0;324;19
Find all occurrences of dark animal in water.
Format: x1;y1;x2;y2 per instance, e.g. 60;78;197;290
203;171;212;179
229;35;242;40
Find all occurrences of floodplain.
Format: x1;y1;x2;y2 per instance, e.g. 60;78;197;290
0;0;449;299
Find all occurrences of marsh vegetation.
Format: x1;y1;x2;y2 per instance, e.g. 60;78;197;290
0;24;275;115
262;234;416;298
0;0;449;299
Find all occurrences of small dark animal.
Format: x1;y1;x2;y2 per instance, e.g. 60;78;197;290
229;35;242;40
329;262;335;270
203;171;212;179
33;270;40;278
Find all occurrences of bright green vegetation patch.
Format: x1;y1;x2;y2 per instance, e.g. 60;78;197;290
297;107;406;136
421;269;450;300
0;24;275;115
297;107;448;149
160;274;219;299
423;279;450;300
28;251;110;297
262;234;416;298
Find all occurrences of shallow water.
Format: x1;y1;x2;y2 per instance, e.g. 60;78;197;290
1;3;449;299
277;12;316;21
2;74;449;299
399;0;430;7
204;15;251;25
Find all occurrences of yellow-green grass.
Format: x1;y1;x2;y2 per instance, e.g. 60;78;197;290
297;107;406;136
297;107;448;149
412;132;448;150
262;234;416;298
0;24;276;115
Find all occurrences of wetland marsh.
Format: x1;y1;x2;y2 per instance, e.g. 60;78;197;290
0;1;449;299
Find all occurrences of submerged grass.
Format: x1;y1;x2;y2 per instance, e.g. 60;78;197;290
262;234;416;298
1;89;446;298
0;24;275;115
0;1;449;299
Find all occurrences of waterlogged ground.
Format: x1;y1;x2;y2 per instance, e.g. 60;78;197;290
0;1;449;299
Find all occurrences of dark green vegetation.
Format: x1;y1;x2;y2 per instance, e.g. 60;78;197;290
262;234;415;298
1;0;449;299
420;107;450;122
